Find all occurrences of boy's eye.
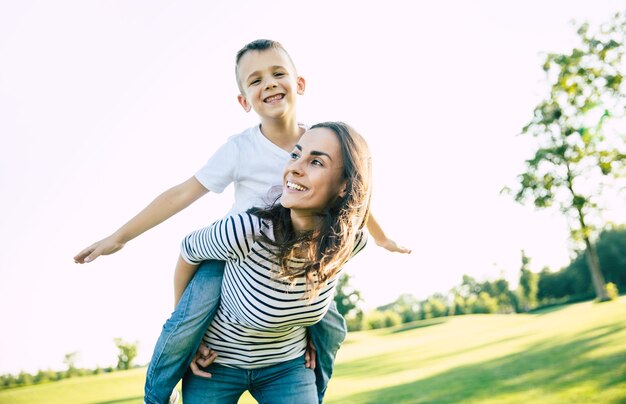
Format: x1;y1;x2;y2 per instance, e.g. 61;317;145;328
274;72;285;77
250;79;261;86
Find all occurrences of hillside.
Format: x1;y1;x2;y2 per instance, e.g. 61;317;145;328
2;297;625;403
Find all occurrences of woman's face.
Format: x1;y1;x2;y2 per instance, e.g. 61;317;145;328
281;127;346;223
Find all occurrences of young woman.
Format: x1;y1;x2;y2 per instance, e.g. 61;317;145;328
173;122;372;403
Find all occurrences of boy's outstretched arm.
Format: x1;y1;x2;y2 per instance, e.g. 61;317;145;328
74;177;209;264
366;211;412;254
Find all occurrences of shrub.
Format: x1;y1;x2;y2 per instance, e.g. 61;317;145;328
364;310;402;330
605;282;619;301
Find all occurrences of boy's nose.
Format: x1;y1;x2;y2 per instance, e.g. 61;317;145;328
264;80;278;90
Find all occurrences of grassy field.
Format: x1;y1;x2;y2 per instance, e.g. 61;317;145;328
2;297;625;403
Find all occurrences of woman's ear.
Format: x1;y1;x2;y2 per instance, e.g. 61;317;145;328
338;181;348;198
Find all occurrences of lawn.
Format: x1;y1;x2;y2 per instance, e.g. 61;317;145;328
2;297;625;403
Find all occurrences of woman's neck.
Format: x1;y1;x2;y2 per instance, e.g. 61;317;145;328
259;118;303;152
290;210;320;234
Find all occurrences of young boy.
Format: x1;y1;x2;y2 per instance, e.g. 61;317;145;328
74;39;409;404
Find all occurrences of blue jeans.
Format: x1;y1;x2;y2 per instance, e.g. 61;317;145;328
144;260;225;404
182;355;317;404
309;301;347;402
144;260;347;404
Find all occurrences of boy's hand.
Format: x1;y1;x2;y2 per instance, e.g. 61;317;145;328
304;338;317;370
189;344;218;378
375;238;412;254
73;236;125;264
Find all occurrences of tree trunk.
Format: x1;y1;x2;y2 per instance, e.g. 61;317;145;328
583;237;609;301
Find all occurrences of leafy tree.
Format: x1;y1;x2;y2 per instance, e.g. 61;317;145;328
421;294;448;319
468;292;499;314
537;226;626;301
63;351;79;376
16;371;34;386
377;293;421;323
334;273;363;318
507;12;626;301
114;338;138;370
595;225;626;288
363;310;402;330
519;250;539;311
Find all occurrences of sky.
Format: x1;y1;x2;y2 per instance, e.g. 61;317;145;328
1;0;625;375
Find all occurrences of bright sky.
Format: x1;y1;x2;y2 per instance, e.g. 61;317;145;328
1;0;624;375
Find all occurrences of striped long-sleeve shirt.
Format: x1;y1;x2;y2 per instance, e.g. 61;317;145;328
180;212;367;369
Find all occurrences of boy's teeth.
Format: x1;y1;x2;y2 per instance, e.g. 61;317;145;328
265;94;283;102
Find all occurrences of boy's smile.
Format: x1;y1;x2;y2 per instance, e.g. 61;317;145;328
236;48;305;120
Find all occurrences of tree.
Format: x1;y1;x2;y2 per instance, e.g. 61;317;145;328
537;226;626;301
421;294;448;319
114;338;138;370
507;12;626;301
63;351;79;377
377;293;421;323
519;250;539;311
468;292;499;314
333;273;363;318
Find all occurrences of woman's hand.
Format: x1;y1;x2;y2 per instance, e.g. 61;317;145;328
189;344;218;378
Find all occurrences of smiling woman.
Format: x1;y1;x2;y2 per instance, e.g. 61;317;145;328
171;121;372;403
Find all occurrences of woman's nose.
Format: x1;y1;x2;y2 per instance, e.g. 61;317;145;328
289;160;304;175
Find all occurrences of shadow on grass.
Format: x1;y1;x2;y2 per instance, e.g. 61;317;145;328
389;318;448;334
528;304;570;316
330;321;626;403
91;396;143;404
335;334;528;378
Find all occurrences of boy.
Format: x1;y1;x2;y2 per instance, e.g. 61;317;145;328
74;39;409;404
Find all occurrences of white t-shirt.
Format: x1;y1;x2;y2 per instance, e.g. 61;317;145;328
195;125;305;216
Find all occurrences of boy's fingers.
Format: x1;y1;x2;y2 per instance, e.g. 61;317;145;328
84;248;102;263
305;339;317;369
190;358;213;378
397;246;412;254
198;345;211;356
73;248;91;263
197;352;218;367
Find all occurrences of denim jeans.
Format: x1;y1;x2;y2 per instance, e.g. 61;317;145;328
182;355;317;404
309;301;347;402
144;260;225;404
144;260;347;404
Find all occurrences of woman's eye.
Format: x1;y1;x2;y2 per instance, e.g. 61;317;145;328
311;159;323;167
290;152;299;160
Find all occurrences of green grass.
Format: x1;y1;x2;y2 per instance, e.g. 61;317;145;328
3;297;626;403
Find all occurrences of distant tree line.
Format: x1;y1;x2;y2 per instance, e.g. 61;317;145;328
0;338;138;390
336;226;625;331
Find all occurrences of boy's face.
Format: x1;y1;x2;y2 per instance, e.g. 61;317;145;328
236;49;305;121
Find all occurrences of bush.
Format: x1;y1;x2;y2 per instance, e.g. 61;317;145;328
605;282;619;301
364;310;402;330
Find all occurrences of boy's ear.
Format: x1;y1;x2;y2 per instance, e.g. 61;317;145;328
237;94;252;112
296;76;306;95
